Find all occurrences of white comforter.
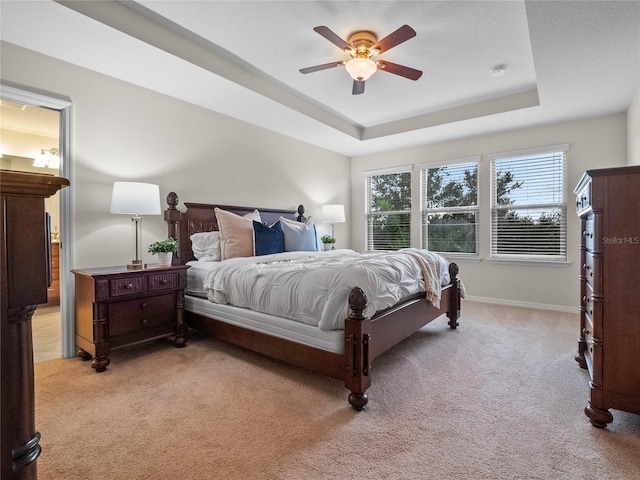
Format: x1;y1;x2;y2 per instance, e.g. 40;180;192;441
198;249;450;331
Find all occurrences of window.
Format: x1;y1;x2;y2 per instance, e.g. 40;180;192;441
490;146;568;263
420;160;479;256
365;167;411;250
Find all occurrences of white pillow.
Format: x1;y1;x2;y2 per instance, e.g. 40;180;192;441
279;216;319;252
215;208;261;260
190;231;221;262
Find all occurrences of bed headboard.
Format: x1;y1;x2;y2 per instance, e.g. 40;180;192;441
163;191;306;265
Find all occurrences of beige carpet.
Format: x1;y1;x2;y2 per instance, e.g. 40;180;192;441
34;302;640;479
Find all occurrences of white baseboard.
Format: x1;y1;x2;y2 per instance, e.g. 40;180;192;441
463;295;579;314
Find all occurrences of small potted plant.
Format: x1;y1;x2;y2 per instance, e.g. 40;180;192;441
148;237;178;266
320;234;336;251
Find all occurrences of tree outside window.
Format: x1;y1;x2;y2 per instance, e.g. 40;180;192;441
365;170;411;250
490;148;567;262
421;161;479;255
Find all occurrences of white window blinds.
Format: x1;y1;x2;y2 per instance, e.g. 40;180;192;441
420;161;479;255
365;169;411;251
490;148;567;262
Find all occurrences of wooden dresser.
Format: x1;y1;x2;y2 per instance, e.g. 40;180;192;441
1;170;69;480
72;265;189;371
574;165;640;427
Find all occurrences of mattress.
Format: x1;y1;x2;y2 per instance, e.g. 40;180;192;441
185;295;345;353
196;249;449;330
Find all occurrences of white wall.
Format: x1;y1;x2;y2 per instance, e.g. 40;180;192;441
628;87;640;165
1;42;350;269
351;114;628;311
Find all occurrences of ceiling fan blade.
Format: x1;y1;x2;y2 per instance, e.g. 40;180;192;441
352;80;365;95
371;25;416;54
313;26;352;52
376;61;423;81
299;61;345;74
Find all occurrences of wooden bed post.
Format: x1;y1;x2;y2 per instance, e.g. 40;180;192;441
164;192;180;238
296;205;306;223
447;262;460;329
344;287;372;411
164;192;183;265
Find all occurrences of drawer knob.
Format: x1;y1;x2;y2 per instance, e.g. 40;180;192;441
125;283;133;290
160;279;167;285
583;264;590;271
141;318;148;326
141;302;148;309
582;328;590;335
583;295;590;304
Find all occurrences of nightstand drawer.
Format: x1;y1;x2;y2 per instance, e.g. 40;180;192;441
110;276;146;297
108;293;175;337
148;272;179;291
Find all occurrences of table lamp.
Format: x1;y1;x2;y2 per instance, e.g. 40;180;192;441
322;204;345;249
110;182;161;269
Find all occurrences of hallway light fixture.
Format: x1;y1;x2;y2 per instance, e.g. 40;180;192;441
33;148;60;169
110;182;161;270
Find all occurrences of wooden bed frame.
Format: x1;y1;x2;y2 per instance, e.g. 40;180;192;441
164;192;461;410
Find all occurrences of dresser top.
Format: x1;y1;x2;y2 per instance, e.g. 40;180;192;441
575;165;640;193
0;169;70;197
585;165;640;178
72;264;189;278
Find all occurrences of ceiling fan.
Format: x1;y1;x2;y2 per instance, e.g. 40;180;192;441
300;25;423;95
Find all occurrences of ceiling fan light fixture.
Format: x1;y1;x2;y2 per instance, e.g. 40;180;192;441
345;57;377;81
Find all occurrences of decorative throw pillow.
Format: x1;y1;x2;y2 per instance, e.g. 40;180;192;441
190;231;221;261
279;216;318;252
253;221;284;256
214;208;261;260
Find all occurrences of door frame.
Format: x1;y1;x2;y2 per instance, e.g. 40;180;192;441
1;84;75;358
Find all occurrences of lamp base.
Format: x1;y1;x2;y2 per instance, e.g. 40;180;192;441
127;260;146;270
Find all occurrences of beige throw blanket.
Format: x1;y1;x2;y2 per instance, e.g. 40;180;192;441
400;248;445;308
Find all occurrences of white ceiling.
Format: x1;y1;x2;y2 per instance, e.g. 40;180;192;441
1;1;638;157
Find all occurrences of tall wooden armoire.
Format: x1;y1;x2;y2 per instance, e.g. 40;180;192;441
1;170;69;479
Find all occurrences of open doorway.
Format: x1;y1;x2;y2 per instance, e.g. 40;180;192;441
0;85;73;360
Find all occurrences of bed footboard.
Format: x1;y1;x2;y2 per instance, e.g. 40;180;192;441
343;263;460;411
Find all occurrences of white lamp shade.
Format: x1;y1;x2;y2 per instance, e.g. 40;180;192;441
110;182;161;215
345;58;377;81
322;204;346;223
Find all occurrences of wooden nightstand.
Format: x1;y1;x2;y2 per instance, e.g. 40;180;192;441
72;264;190;372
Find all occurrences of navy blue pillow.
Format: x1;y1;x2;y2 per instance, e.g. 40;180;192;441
253;221;284;256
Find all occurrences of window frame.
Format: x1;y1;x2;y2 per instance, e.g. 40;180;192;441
419;157;480;259
364;165;412;251
489;145;569;266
